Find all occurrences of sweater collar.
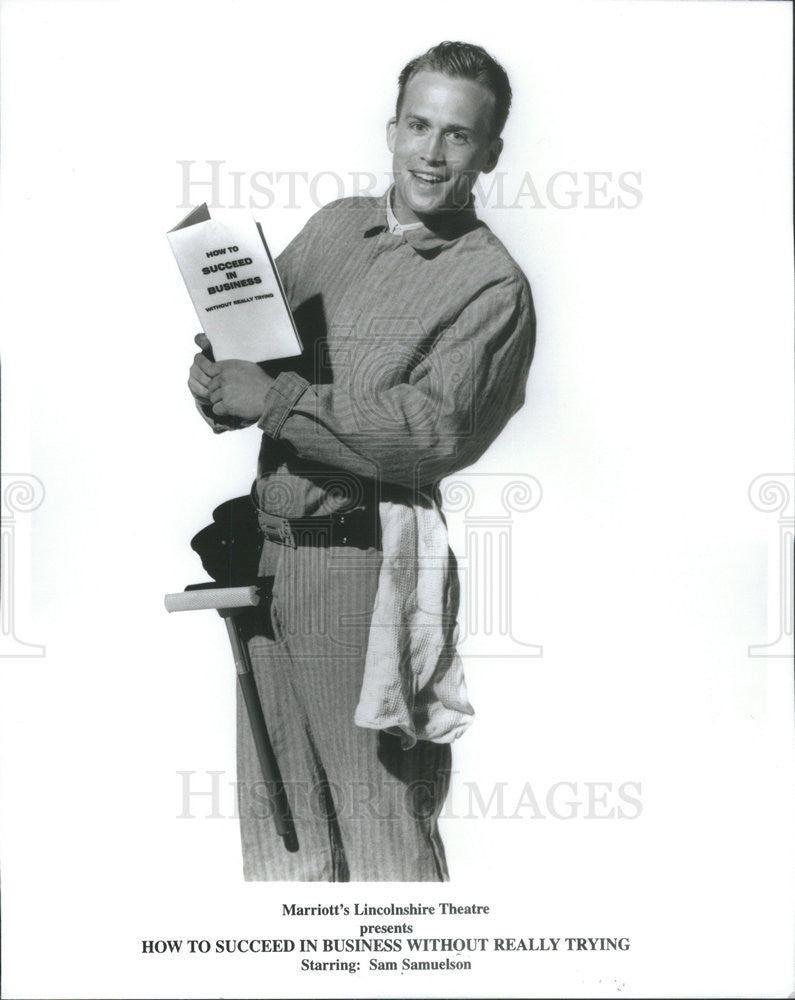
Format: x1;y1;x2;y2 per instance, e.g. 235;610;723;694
364;188;481;253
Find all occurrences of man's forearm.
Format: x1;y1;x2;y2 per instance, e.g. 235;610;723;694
255;369;527;490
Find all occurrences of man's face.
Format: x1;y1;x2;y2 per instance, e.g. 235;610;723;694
387;70;503;225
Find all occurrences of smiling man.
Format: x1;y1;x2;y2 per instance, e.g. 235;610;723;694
387;59;506;222
188;41;535;881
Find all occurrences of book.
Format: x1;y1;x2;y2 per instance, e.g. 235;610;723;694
167;203;302;363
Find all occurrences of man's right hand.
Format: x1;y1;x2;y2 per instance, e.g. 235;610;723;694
188;333;218;404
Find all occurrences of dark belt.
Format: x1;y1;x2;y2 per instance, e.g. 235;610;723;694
257;504;381;550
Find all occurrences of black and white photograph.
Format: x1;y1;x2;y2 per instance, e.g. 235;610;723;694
0;0;792;997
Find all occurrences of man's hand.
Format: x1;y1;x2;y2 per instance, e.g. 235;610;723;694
188;333;274;421
188;333;216;405
208;359;274;420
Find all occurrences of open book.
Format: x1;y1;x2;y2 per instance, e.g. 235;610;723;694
167;204;302;363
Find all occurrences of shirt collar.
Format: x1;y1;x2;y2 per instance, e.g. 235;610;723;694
386;187;424;236
363;187;481;254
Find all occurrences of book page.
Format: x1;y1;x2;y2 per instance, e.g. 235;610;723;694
168;209;301;362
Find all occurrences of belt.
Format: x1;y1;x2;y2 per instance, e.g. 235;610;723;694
257;504;381;550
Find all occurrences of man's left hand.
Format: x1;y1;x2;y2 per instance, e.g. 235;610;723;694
208;361;274;420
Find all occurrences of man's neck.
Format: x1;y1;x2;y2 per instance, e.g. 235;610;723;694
386;187;424;235
387;185;478;238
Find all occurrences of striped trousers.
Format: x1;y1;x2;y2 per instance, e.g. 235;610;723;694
236;541;451;881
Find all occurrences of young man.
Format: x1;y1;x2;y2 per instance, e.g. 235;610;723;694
188;41;535;881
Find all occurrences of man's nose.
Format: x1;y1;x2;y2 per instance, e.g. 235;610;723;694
420;130;446;164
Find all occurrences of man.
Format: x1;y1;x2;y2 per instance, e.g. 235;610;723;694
187;41;535;881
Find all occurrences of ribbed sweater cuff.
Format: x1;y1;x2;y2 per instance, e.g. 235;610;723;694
257;371;309;438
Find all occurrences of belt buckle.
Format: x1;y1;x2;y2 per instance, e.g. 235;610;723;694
275;515;296;549
261;512;296;548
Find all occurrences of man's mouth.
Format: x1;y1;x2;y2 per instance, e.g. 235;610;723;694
410;170;446;185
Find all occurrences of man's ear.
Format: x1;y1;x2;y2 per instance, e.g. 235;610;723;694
386;117;397;153
483;136;503;174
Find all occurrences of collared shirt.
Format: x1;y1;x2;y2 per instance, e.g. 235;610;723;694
385;185;424;237
203;192;535;517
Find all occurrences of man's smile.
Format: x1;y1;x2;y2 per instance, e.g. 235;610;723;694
410;170;447;185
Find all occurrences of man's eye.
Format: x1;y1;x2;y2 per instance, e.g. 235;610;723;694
448;131;469;145
408;121;427;133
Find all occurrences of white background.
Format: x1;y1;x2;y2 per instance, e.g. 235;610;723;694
0;0;792;997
